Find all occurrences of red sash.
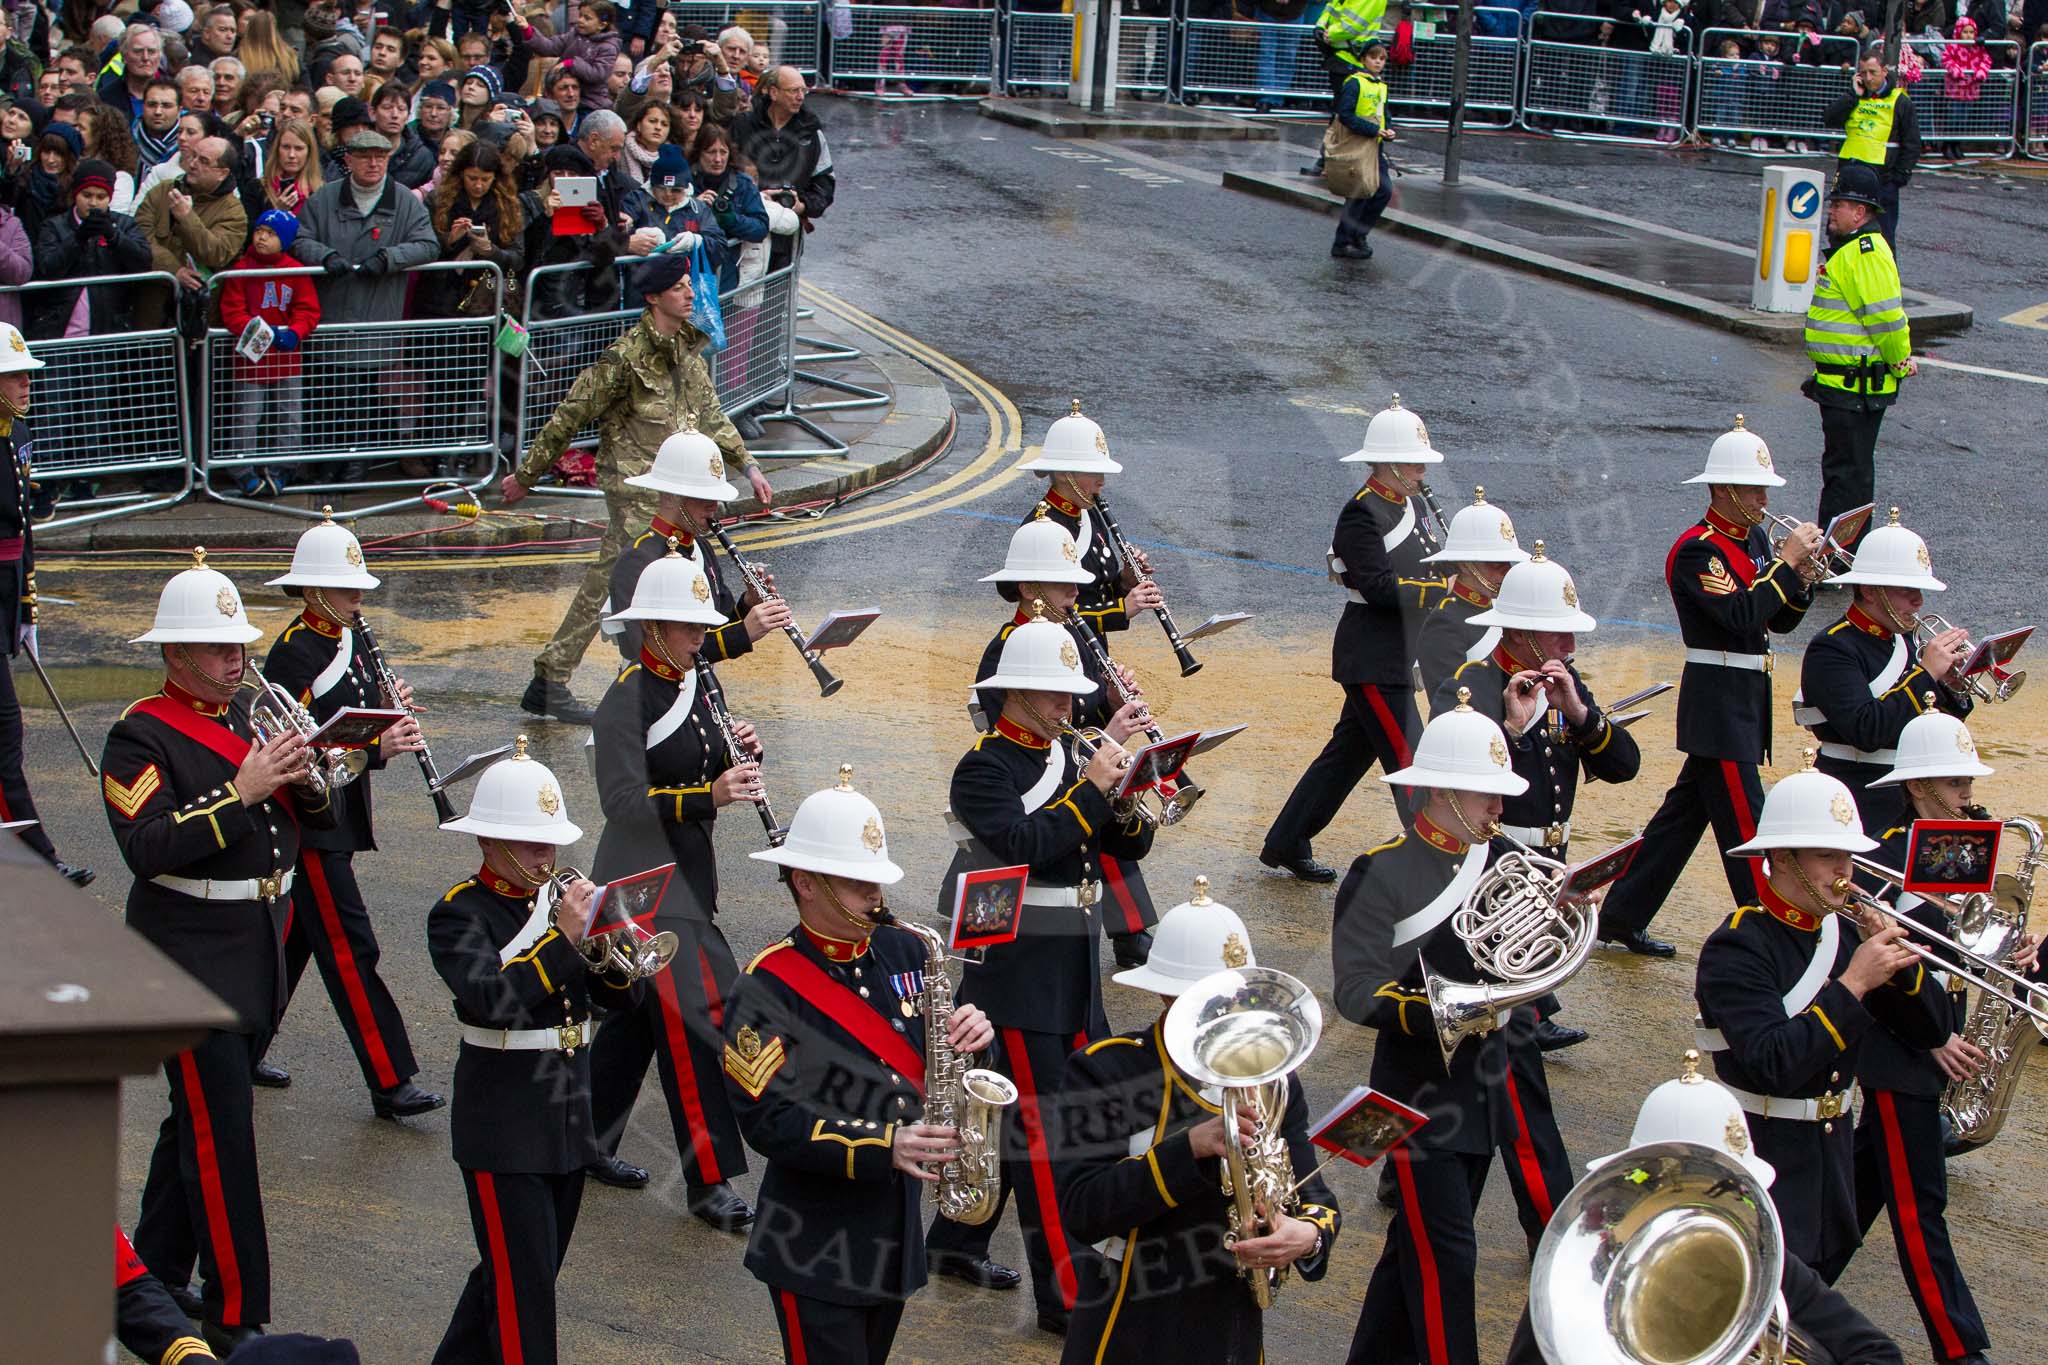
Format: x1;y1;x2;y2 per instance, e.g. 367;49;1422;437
1665;526;1759;589
132;695;298;820
756;946;926;1098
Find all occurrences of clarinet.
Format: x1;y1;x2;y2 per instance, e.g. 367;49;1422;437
704;520;843;698
352;612;455;823
1090;491;1202;678
1415;480;1450;555
1063;612;1204;824
697;659;786;846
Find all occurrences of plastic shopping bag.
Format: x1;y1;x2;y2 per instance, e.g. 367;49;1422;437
690;243;727;351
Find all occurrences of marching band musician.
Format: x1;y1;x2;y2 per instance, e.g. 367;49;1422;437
1437;544;1641;1053
1263;394;1444;883
1598;417;1824;958
603;428;793;668
1693;755;1950;1276
722;767;995;1365
1797;508;1970;835
428;741;640;1365
924;616;1152;1332
1020;400;1166;642
256;511;445;1119
977;517;1155;968
1330;691;1575;1365
585;546;761;1230
1054;881;1341;1364
115;1224;218;1364
105;549;335;1354
1414;485;1529;706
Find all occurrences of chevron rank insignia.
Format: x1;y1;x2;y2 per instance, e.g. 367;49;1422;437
103;764;163;819
1699;558;1738;597
724;1027;786;1100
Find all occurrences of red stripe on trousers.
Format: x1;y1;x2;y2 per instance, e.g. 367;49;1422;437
1361;685;1414;768
302;854;399;1089
1100;855;1144;936
1720;760;1765;896
652;965;724;1183
175;1050;244;1325
473;1172;525;1365
778;1289;810;1365
1391;1146;1450;1365
1501;1071;1554;1225
697;946;725;1031
1002;1026;1079;1309
1876;1092;1966;1358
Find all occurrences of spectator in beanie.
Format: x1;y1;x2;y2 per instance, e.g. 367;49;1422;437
419;139;523;317
30;158;150;338
175;63;215;112
413;80;457;157
520;2;622;110
134;135;247;328
456;65;501;128
99;24;167;121
132;78;183;175
80;104;140;213
372;83;435;186
218;208;320;498
636;139;724;265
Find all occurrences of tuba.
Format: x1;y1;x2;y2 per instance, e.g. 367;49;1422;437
246;674;367;799
1422;831;1600;1069
546;868;679;982
1529;1140;1805;1365
890;915;1015;1224
1163;966;1322;1309
1942;816;2048;1151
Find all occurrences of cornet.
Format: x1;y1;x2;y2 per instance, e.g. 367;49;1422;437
247;674;367;799
1914;612;2027;703
1764;513;1852;584
546;868;679;982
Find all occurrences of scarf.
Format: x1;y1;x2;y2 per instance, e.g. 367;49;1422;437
619;134;659;187
132;118;180;172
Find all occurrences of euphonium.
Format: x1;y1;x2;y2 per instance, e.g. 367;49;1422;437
246;674;367;798
892;916;1015;1224
546;868;679;982
1943;816;2048;1152
1163;967;1323;1309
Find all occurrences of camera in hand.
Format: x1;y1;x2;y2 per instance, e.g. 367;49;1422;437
769;188;798;207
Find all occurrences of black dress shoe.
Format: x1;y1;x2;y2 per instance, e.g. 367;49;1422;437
1598;922;1677;958
1111;930;1153;970
1260;851;1337;884
251;1060;291;1089
1036;1307;1070;1335
202;1321;264;1354
1534;1019;1589;1052
1330;241;1374;259
586;1154;650;1188
733;412;767;441
519;675;594;726
686;1180;756;1231
54;858;94;886
168;1282;203;1318
929;1250;1022;1290
372;1079;447;1120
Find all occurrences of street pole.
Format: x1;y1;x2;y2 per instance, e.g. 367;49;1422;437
1090;0;1113;113
1442;0;1476;185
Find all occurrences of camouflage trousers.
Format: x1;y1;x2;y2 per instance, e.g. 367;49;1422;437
532;482;661;684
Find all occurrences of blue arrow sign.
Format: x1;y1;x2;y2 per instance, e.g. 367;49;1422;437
1788;183;1820;219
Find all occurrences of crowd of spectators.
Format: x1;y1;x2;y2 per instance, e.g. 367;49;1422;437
0;0;838;498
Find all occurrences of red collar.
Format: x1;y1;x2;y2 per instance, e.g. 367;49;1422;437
477;867;532;900
800;923;869;962
1451;578;1493;608
1756;878;1825;932
299;608;343;638
1043;486;1085;518
1491;637;1538;677
1413;811;1469;855
1364;477;1407;506
162;678;230;717
1702;506;1752;540
1010;608;1032;627
993;715;1051;750
638;646;684;682
649;515;694;550
1844;605;1893;640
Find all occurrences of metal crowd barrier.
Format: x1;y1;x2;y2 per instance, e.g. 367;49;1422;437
662;0;824;77
1521;12;1695;143
999;7;1173;98
3;273;193;533
198;262;505;522
1180;15;1328;107
832;3;997;96
2031;43;2048;157
1906;39;2022;152
1693;30;1859;146
1382;8;1523;127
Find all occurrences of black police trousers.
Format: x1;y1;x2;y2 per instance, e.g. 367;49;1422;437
1817;403;1887;550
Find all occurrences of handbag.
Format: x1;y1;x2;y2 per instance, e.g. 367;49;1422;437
689;242;727;351
1321;119;1381;200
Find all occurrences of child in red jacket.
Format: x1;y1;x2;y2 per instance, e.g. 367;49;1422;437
218;208;321;498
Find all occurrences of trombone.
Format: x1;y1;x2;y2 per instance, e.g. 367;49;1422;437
1836;864;2048;1030
1914;612;2027;703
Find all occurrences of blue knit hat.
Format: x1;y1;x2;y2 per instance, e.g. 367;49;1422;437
460;65;503;100
420;79;457;105
650;142;690;190
255;208;300;251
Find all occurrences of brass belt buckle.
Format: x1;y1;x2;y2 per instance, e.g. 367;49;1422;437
257;874;282;900
1762;653;1774;675
1545;823;1567;848
558;1022;584;1054
1077;881;1099;909
1815;1090;1845;1121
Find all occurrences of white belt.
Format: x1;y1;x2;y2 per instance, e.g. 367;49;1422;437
151;870;295;902
1500;821;1570;849
1021;881;1099;909
1792;704;1826;726
1818;741;1897;766
1685;648;1772;674
1345;588;1367;605
1723;1082;1857;1123
1695;1026;1728;1052
460;1022;589;1052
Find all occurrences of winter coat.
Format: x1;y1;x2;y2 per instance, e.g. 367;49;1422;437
729;90;836;222
289;174;441;339
521;25;623;109
0;207;28;332
28;208;153;338
132;175;250;329
217;248;322;381
388;127;438;190
1943;21;1992;97
416;190;525;318
630;195;728;300
519;183;624;321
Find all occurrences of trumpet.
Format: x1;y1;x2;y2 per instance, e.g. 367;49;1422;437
353;611;454;823
546;867;679;982
1914;612;2027;703
1092;490;1202;677
1834;866;2048;1030
1054;718;1154;829
1764;512;1853;584
247;674;367;799
706;520;843;698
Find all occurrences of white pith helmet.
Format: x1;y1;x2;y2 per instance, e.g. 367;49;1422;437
624;428;740;500
980;509;1092;588
604;543;730;628
1826;507;1945;591
1113;876;1257;995
1872;707;1993;786
1422;486;1530;565
1684;412;1786;488
1341;393;1443;465
1021;398;1123;475
266;506;380;590
0;322;45;373
133;547;264;644
1465;541;1597;633
439;735;584;844
1587;1050;1776;1188
1384;688;1529;796
971;606;1097;696
1728;753;1878;855
750;762;905;884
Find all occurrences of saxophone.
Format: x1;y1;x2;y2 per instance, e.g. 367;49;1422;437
1943;816;2047;1152
890;915;1016;1223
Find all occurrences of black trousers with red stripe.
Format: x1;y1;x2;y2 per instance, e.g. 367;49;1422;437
1262;681;1421;863
133;1028;270;1329
433;1168;585;1365
588;918;747;1187
1098;853;1157;938
1348;1146;1493;1365
0;652;58;862
273;848;419;1093
768;1287;906;1365
925;1025;1095;1319
1845;1090;1989;1361
1599;754;1765;936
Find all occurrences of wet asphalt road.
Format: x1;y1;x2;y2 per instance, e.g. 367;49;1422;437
25;98;2048;1361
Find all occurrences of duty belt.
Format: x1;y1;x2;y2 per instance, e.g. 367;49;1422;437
1500;821;1569;850
1817;740;1897;766
1021;880;1100;910
460;1021;588;1053
1684;648;1771;673
1722;1081;1858;1124
151;870;295;902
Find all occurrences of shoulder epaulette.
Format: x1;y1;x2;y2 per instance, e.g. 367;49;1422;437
1859;236;1875;253
745;937;793;973
441;879;477;903
1083;1035;1146;1056
1365;834;1405;857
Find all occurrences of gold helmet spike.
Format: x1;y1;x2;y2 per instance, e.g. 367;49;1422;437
1034;501;1050;521
1925;690;1938;710
319;504;335;523
1387;392;1403;409
1455;685;1473;711
836;763;854;790
514;734;531;760
1030;597;1047;620
1733;412;1747;429
1681;1049;1703;1083
1888;505;1902;527
1473;485;1487;504
666;535;683;556
1070;397;1084;417
1530;539;1548;563
1191;875;1211;906
1801;746;1817;771
192;546;208;568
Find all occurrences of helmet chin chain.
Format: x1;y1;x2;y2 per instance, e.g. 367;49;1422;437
495;841;556;889
647;626;690;677
1783;855;1847;917
1911;779;1963;820
1877;592;1917;636
1719;486;1766;528
174;644;242;699
817;872;885;935
1466;563;1504;597
306;587;344;626
1445;794;1498;845
1053;474;1094;508
0;389;29;420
